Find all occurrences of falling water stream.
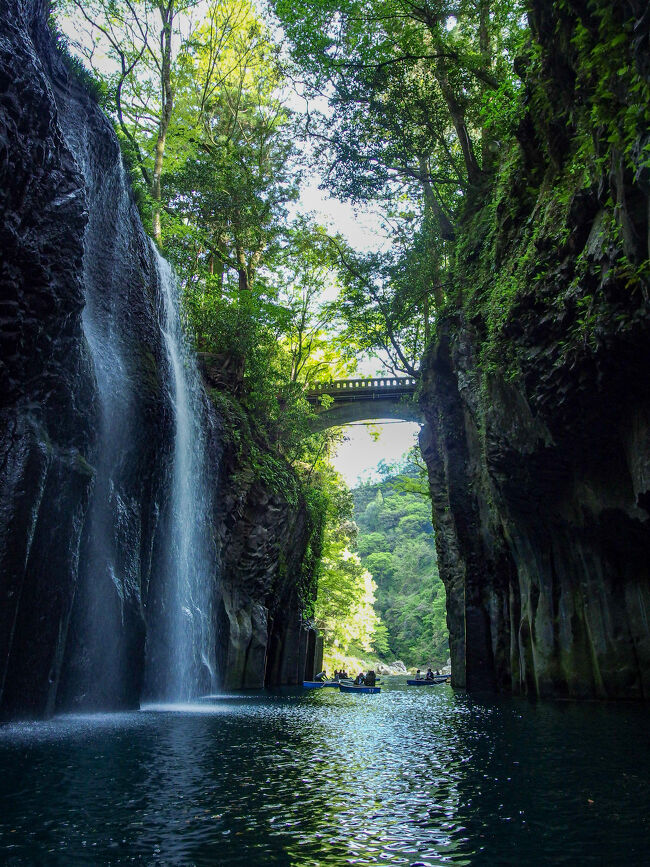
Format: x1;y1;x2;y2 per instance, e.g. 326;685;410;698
151;246;217;700
69;156;149;707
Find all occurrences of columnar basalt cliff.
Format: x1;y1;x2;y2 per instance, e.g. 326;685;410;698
0;0;319;718
199;373;322;691
420;0;650;699
214;455;321;691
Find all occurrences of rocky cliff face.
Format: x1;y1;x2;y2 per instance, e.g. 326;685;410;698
1;0;99;716
201;384;321;691
214;457;321;691
0;0;184;716
419;0;650;700
0;0;318;718
420;317;650;700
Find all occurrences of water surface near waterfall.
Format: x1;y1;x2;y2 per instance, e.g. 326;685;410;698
1;680;648;865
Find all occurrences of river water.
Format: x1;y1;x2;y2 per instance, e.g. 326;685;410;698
0;680;648;865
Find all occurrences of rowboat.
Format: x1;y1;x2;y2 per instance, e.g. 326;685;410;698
406;676;450;686
323;681;341;688
338;684;381;694
303;681;326;688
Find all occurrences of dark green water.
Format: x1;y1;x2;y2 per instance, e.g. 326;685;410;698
0;680;648;865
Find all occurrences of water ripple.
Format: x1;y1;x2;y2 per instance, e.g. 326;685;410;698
0;681;648;864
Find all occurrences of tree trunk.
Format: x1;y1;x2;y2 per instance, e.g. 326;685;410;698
418;155;456;241
435;62;482;187
152;4;174;244
423;289;431;343
479;0;492;167
238;268;249;292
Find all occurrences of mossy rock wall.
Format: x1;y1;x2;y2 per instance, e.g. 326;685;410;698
419;0;650;699
209;392;321;689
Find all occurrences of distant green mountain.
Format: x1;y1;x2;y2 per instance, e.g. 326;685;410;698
352;461;448;667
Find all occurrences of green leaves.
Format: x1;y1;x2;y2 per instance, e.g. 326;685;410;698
312;464;384;658
352;459;448;665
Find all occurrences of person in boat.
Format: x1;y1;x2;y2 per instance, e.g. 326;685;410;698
415;669;423;680
435;669;440;676
365;670;376;687
425;668;434;680
354;671;366;685
315;670;327;682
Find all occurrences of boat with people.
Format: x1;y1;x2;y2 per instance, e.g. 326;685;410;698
339;684;381;694
305;669;382;692
406;676;450;686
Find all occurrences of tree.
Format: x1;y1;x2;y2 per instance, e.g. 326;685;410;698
322;229;434;376
352;458;447;665
312;465;386;661
62;0;198;240
170;20;299;291
273;0;525;212
271;0;527;367
60;0;269;242
268;222;359;385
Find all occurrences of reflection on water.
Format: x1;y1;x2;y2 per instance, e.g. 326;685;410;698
0;681;648;865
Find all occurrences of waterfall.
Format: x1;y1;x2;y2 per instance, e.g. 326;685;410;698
62;159;148;709
150;245;217;700
0;8;224;715
53;108;218;705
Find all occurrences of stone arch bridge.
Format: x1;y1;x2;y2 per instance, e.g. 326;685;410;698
306;377;422;430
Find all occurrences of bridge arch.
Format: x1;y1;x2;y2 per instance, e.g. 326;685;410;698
307;377;423;431
310;399;423;431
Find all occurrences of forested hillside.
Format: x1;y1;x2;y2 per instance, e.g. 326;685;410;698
353;462;448;667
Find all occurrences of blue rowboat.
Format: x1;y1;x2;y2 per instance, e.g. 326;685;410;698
338;684;381;694
323;681;341;688
407;677;449;686
303;681;326;688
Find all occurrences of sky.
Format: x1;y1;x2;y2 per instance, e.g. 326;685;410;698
297;180;388;255
329;421;421;488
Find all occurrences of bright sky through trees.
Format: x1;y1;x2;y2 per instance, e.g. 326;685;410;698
330;421;421;487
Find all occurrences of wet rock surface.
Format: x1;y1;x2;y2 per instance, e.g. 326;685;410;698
420;312;650;699
0;0;185;716
213;443;320;690
0;0;96;717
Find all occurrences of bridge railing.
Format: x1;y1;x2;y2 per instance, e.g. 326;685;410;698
306;376;418;399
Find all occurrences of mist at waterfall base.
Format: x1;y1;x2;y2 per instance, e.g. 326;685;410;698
1;682;649;865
